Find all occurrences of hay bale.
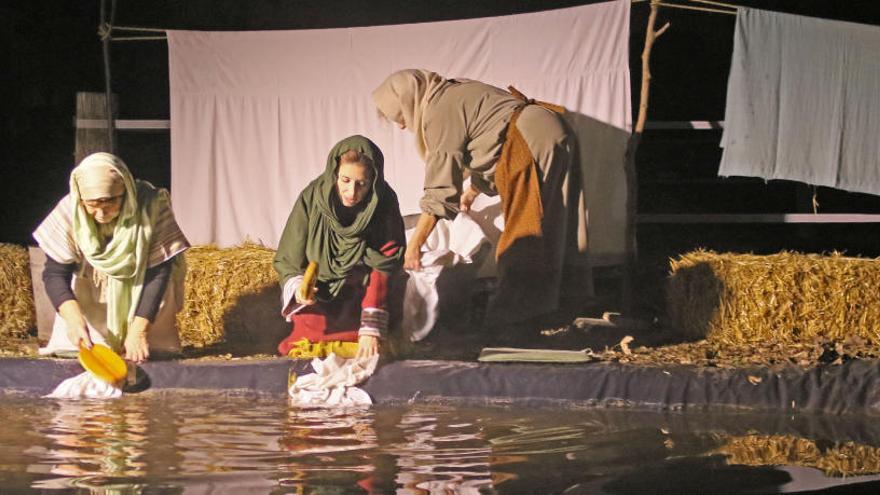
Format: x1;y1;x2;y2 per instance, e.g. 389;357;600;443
178;244;288;350
714;435;880;477
0;243;36;339
667;250;880;344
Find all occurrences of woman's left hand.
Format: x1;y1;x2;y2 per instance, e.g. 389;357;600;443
125;316;151;363
356;334;379;360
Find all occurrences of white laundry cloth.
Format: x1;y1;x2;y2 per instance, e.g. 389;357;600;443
45;372;123;399
403;212;489;341
288;353;378;406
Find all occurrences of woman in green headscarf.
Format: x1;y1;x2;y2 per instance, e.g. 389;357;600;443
33;152;190;363
274;135;406;359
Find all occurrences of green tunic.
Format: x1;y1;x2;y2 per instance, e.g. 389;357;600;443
274;135;405;299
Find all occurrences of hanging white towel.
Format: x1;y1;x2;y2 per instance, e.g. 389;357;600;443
45;372;123;399
720;8;880;196
288;353;378;406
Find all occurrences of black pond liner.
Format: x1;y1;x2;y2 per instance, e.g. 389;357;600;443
1;357;880;416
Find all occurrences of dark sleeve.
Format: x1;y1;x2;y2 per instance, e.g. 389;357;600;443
470;173;498;197
273;193;310;288
364;189;406;274
43;257;76;310
134;258;174;322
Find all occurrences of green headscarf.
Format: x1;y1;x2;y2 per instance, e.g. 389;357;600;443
274;135;405;299
70;152;169;350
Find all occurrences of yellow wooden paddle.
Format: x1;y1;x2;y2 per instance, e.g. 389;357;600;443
78;343;128;385
298;261;319;301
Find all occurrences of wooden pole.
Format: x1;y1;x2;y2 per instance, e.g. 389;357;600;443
622;0;669;313
99;0;116;153
75;92;117;165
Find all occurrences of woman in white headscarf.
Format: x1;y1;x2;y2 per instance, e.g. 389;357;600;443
33;152;190;362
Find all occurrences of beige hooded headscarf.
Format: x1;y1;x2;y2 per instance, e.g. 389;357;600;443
371;69;451;160
72;157;126;201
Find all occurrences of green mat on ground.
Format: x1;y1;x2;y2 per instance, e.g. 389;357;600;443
478;347;595;363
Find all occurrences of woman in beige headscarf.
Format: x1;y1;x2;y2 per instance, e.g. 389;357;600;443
33;152;190;362
372;69;591;327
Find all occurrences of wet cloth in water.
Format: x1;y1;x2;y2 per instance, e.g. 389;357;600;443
289;353;378;406
45;372;123;399
719;8;880;196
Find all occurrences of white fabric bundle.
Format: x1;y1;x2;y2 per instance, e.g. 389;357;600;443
45;372;123;399
288;353;379;406
403;211;490;342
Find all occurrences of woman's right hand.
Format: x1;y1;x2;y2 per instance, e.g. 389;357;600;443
294;285;317;306
404;213;437;271
404;243;422;271
58;299;92;349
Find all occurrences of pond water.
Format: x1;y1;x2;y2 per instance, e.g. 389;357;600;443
1;393;880;494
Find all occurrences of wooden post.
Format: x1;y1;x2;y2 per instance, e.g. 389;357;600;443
622;1;669;313
99;0;116;152
74;92;117;165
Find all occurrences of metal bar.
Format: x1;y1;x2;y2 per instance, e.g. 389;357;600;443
111;36;167;41
112;25;166;33
637;213;880;224
73;119;717;132
75;118;170;130
645;120;724;129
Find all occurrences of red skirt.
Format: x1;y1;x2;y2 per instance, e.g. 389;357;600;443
277;268;394;356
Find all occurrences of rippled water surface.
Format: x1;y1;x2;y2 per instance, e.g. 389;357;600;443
2;393;880;493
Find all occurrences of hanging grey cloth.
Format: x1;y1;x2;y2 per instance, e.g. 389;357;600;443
719;8;880;196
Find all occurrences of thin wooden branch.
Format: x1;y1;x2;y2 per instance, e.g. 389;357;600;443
635;2;665;134
655;21;671;38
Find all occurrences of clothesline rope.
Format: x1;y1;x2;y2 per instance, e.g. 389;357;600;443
101;1;742;44
688;0;739;10
656;1;737;15
634;0;739;10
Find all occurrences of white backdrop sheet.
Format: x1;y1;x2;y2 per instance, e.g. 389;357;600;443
168;0;631;263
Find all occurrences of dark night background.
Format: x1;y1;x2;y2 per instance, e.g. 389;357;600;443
2;1;879;295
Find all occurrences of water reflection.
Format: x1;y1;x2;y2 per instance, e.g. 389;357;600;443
28;397;151;491
388;407;493;493
0;395;879;493
278;406;379;492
